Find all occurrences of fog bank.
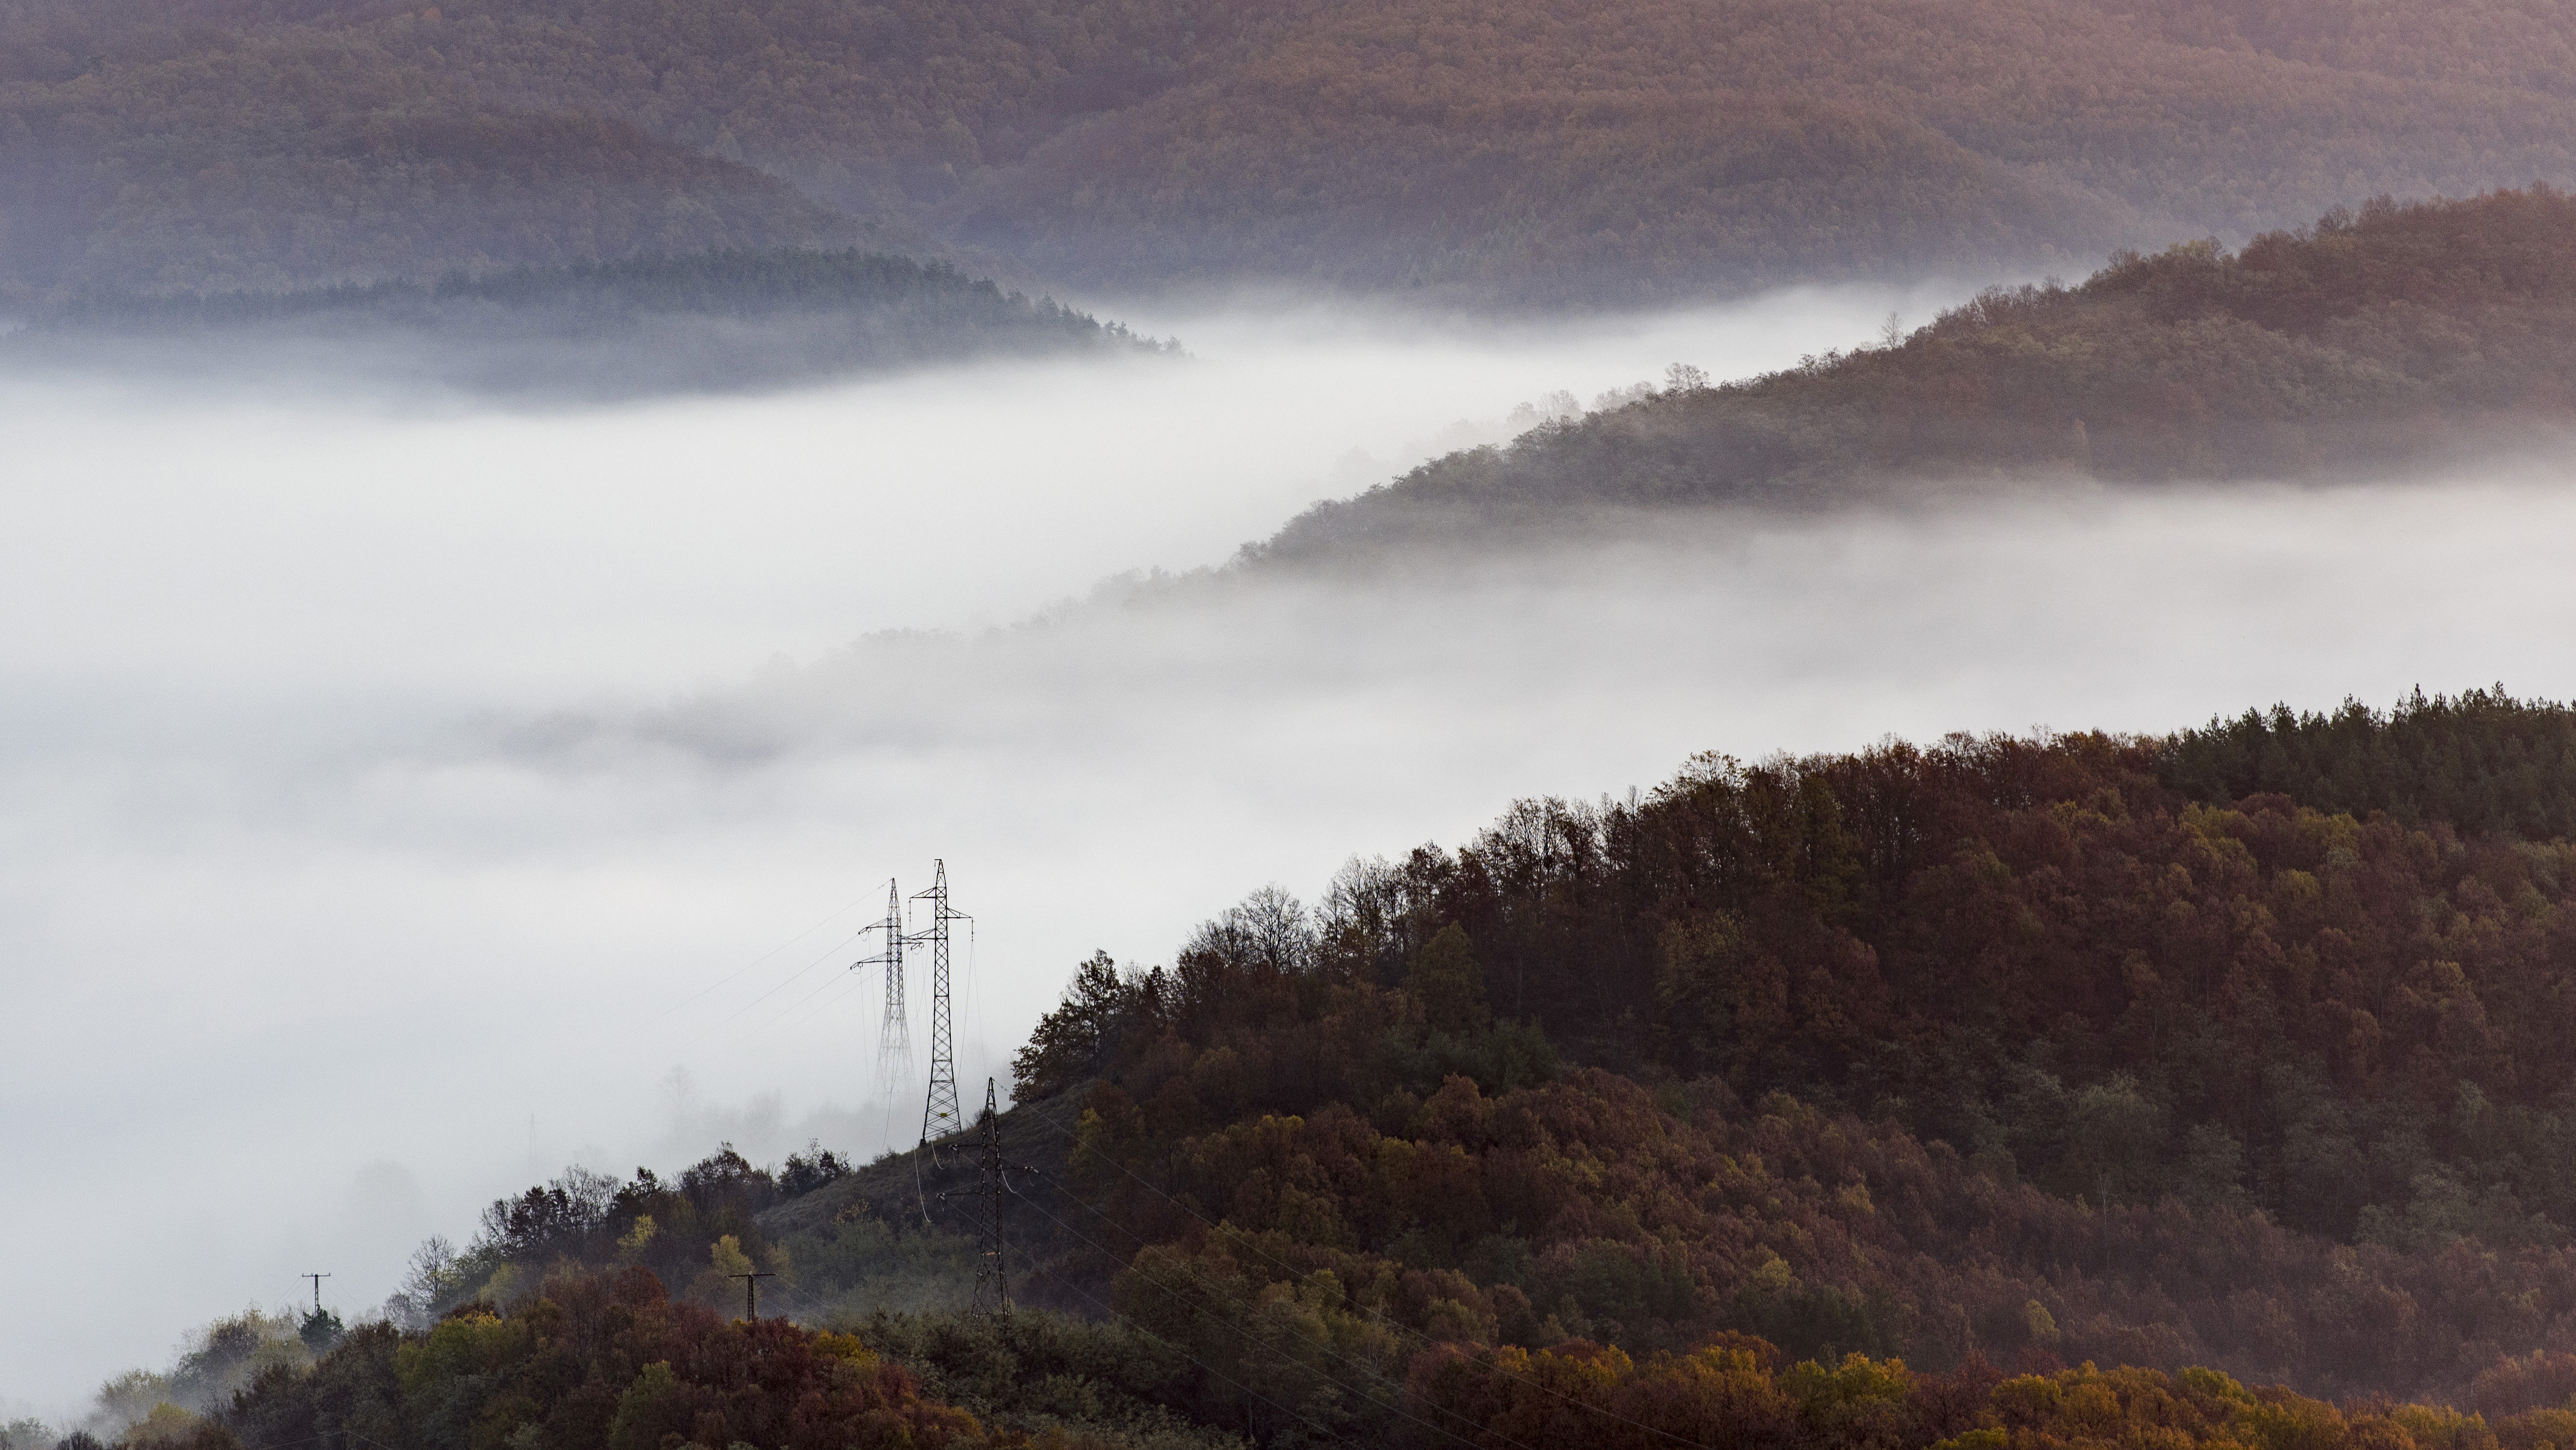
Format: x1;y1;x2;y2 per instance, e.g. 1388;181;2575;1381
8;287;2574;1409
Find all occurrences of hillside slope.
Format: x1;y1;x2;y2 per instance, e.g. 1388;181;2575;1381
228;690;2576;1450
10;0;2576;301
0;38;854;299
1259;189;2576;559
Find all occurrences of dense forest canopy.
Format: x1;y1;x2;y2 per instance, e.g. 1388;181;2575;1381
949;689;2576;1417
1257;189;2576;559
7;0;2576;300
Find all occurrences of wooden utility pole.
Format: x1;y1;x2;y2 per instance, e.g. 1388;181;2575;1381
726;1270;777;1320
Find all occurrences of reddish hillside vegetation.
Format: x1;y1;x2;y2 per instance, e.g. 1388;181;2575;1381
8;0;2576;300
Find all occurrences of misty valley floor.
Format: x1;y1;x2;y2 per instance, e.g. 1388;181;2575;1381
9;301;2576;1408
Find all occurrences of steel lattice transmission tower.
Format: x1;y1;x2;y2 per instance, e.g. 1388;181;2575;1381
907;860;971;1144
851;879;910;1093
937;1078;1030;1313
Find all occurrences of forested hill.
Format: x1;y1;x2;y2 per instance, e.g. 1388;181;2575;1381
1257;190;2576;560
81;689;2576;1450
957;688;2576;1418
244;687;2576;1450
10;0;2576;302
8;248;1168;395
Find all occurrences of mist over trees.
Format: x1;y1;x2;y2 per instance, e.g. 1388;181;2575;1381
19;1;2576;1447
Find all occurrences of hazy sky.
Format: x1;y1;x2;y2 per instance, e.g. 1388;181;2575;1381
7;286;2576;1411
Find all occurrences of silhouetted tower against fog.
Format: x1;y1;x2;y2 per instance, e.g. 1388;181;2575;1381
851;879;909;1092
908;860;969;1144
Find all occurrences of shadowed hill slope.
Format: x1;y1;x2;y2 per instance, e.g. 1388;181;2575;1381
11;0;2576;301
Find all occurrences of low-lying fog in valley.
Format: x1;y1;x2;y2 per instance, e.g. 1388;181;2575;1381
8;286;2576;1411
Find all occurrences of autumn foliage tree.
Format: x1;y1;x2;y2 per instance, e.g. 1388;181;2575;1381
221;1268;983;1450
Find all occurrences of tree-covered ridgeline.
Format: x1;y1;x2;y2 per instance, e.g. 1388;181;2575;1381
1034;687;2576;1248
2162;690;2576;840
1257;189;2576;559
40;249;1146;340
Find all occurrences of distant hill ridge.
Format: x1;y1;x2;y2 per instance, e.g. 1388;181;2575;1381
1256;188;2576;559
43;246;1139;334
10;0;2576;301
5;245;1168;395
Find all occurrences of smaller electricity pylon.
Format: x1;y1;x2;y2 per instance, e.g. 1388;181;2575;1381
938;1078;1033;1313
851;879;909;1095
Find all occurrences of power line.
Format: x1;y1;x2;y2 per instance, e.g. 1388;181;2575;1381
712;945;871;1054
711;929;866;1027
660;889;882;1017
